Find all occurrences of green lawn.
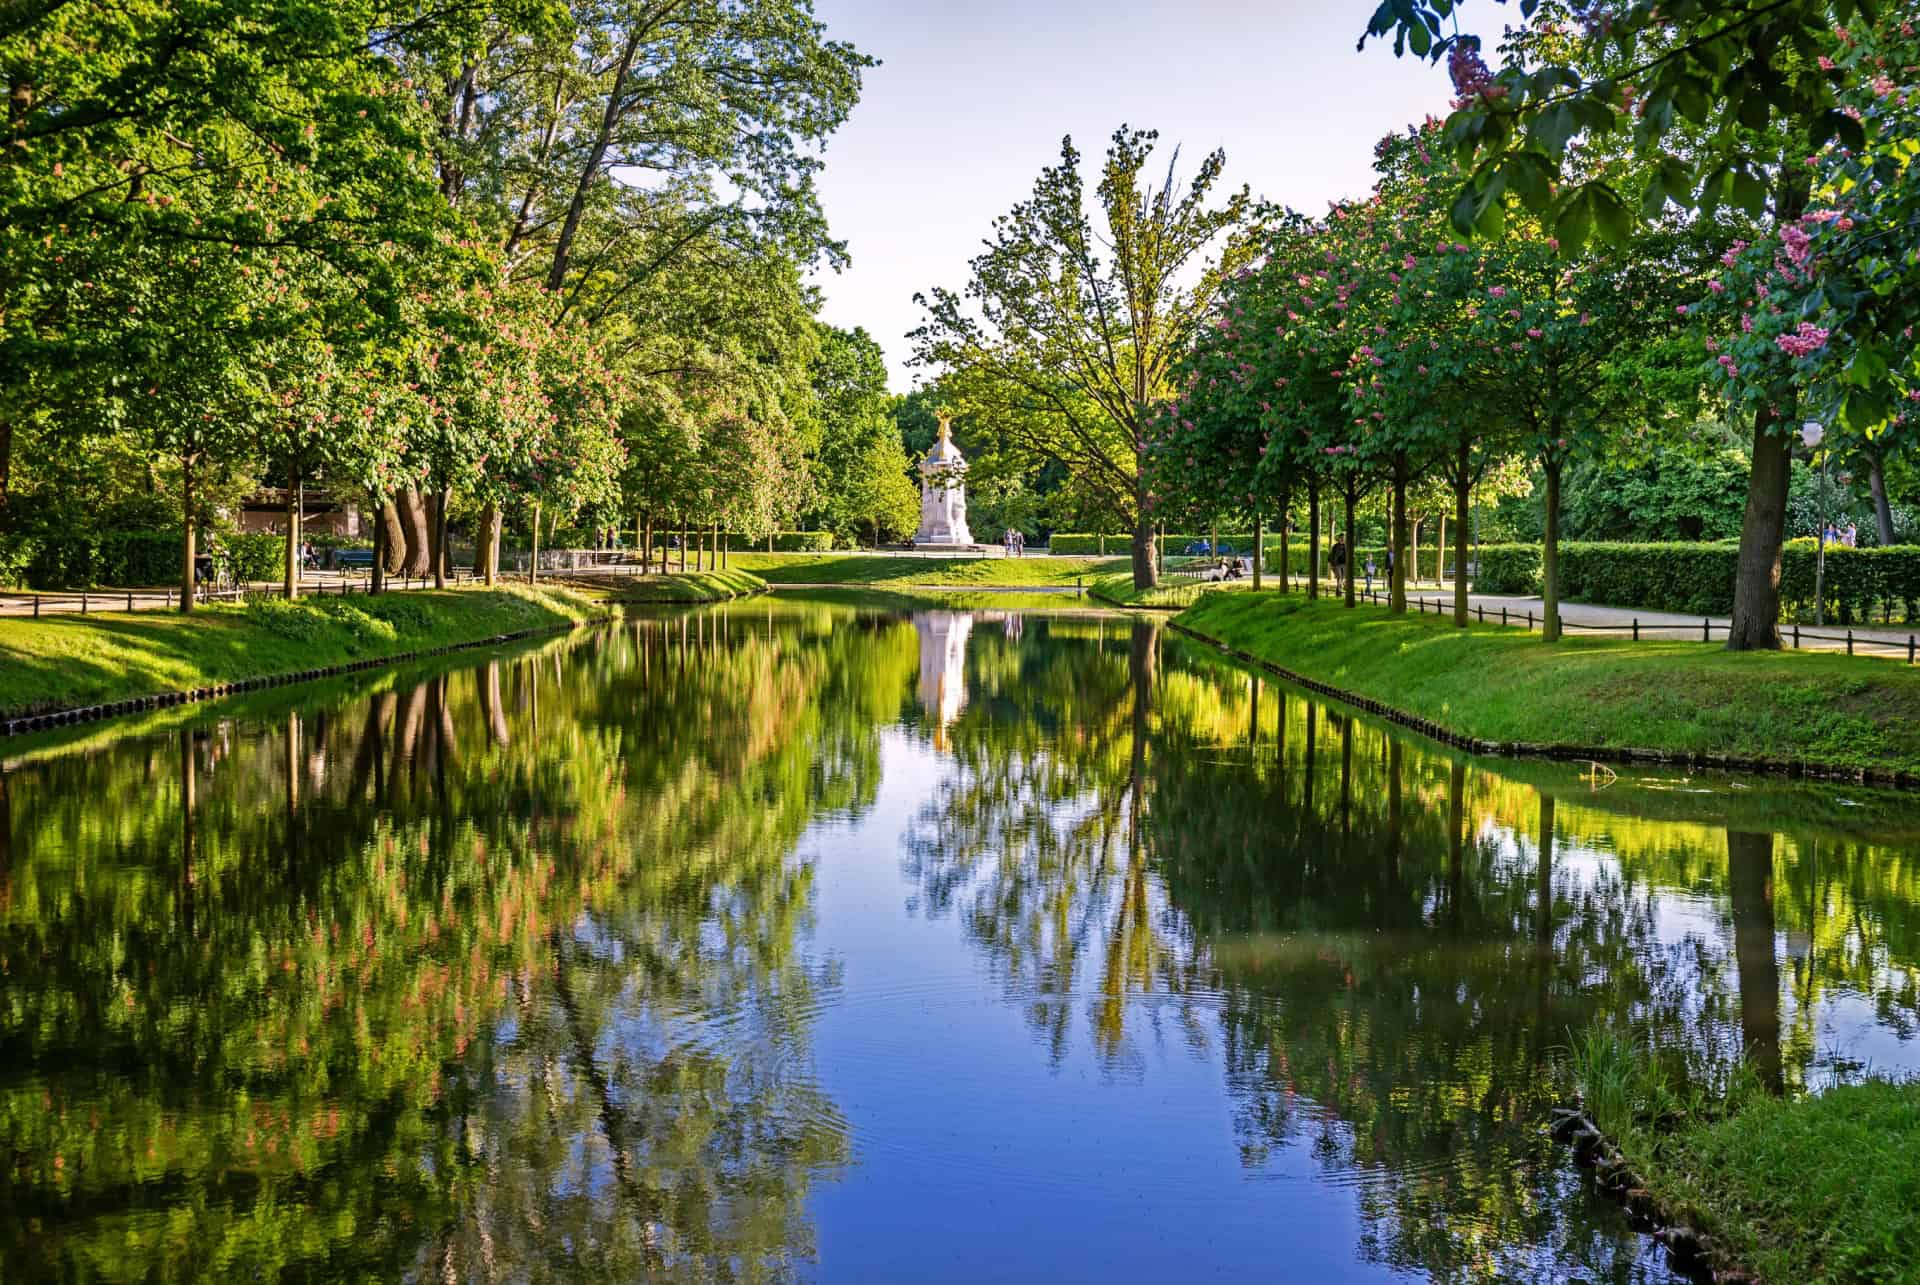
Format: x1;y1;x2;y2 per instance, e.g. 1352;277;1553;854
570;568;767;603
1177;591;1920;775
1574;1034;1920;1283
726;552;1125;587
0;584;608;718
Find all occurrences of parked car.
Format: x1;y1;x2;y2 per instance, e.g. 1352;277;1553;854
1182;539;1235;556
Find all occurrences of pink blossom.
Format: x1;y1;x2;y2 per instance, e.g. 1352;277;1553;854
1775;322;1830;358
1781;224;1813;266
1708;279;1725;293
1526;328;1543;339
1489;286;1507;299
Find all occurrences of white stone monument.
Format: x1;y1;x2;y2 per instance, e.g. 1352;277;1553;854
913;412;974;547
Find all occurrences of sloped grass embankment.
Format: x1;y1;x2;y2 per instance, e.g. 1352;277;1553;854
1176;592;1920;778
0;584;608;720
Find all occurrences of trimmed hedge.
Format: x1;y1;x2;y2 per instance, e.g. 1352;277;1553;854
1472;544;1542;594
0;530;283;590
1052;532;1453;578
1455;540;1920;623
728;530;836;552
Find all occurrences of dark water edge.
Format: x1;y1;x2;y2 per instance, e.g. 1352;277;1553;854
4;598;1917;1282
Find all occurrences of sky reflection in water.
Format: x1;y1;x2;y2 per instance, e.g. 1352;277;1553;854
4;599;1919;1283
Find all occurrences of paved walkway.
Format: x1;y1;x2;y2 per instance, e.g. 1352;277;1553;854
0;569;477;617
1355;580;1917;659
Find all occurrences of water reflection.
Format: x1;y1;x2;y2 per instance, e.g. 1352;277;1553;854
2;603;1919;1281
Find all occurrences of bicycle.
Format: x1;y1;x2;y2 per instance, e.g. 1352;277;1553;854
195;553;237;600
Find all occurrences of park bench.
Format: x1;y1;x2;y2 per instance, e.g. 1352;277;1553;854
332;548;376;570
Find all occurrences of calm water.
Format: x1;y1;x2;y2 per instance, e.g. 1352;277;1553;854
6;600;1920;1283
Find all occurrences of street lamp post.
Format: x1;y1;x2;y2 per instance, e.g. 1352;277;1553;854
1803;421;1828;627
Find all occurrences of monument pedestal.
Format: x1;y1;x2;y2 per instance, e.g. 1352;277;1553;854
913;413;973;547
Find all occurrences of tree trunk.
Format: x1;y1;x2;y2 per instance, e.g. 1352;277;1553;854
1130;510;1157;591
1251;514;1262;591
1436;509;1447;591
283;462;301;600
1278;502;1291;592
678;522;687;573
0;416;12;512
1870;453;1896;546
427;487;450;589
476;502;501;585
379;499;406;577
1307;479;1321;600
1344;477;1358;609
1411;513;1422;591
1542;457;1563;642
1389;455;1408;613
397;485;430;578
1727;411;1790;650
371;493;386;594
1453;446;1471;626
530;503;541;584
180;453;197;614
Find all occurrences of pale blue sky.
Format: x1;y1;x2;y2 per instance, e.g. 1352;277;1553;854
806;0;1453;389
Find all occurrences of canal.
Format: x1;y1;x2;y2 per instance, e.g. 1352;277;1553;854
5;598;1918;1282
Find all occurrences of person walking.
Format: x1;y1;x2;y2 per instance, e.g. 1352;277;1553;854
1013;530;1025;558
1329;538;1348;594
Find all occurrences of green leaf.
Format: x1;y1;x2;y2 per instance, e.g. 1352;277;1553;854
1591;186;1631;247
1730;170;1766;216
1531;102;1577;154
1554;190;1593;255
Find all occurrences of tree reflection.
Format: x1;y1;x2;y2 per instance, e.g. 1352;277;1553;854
0;605;913;1281
898;619;1861;1282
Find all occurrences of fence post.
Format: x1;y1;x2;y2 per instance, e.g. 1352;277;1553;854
127;591;134;612
32;594;39;618
1501;607;1508;627
1527;610;1533;631
1702;618;1710;643
81;590;88;615
1476;605;1483;623
1910;635;1916;665
1793;623;1800;649
1633;618;1639;642
1847;629;1854;656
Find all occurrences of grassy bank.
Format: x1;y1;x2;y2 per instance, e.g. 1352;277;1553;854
1574;1034;1920;1282
564;568;766;603
1176;592;1920;775
728;552;1123;587
0;584;608;718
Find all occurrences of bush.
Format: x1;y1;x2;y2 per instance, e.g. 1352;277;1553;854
729;530;836;552
1473;544;1543;594
1051;532;1264;556
0;528;290;589
1432;540;1920;623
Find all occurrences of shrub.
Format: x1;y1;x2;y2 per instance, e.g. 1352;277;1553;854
1473;544;1543;594
729;530;836;552
1424;540;1920;623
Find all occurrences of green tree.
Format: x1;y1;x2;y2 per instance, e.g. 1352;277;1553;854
914;127;1252;589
